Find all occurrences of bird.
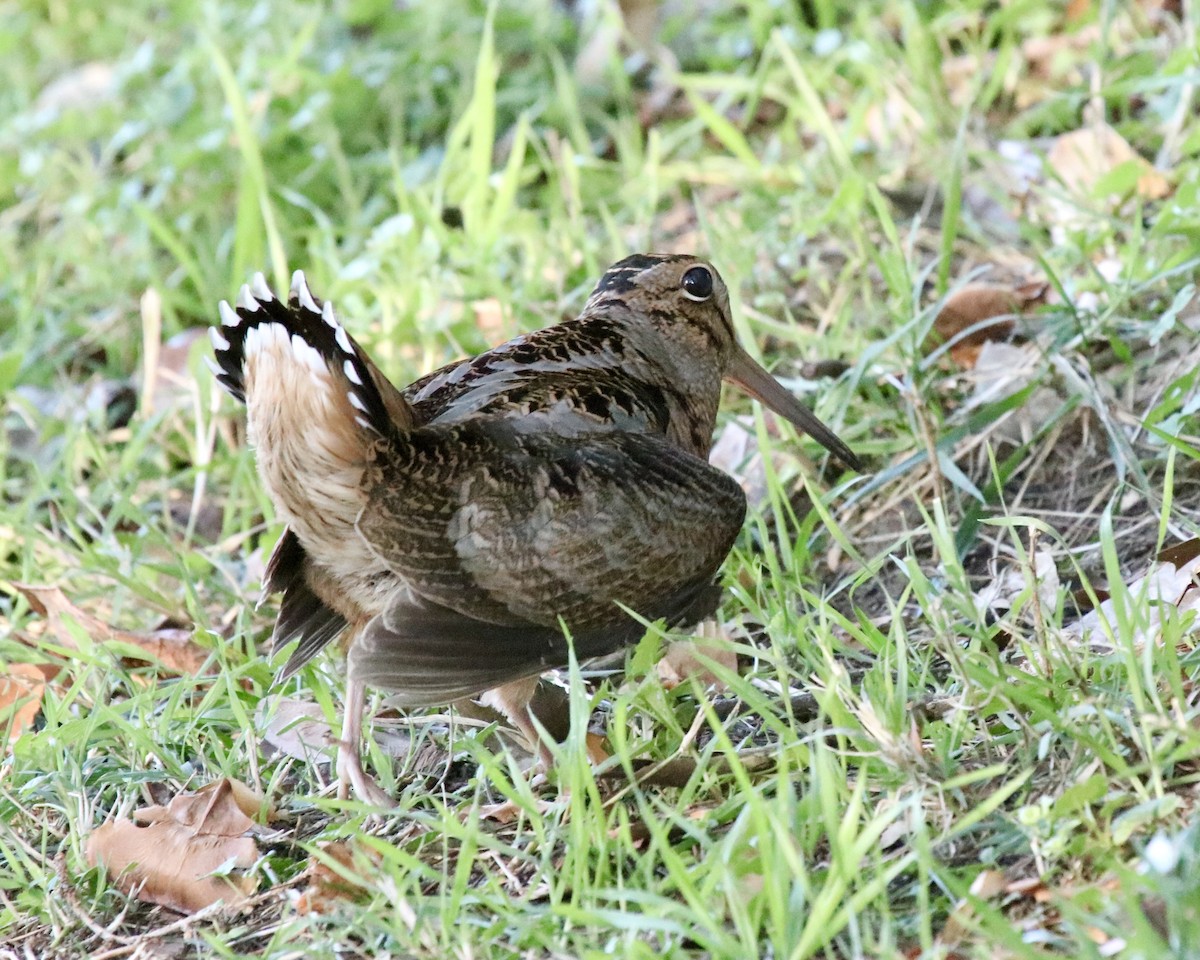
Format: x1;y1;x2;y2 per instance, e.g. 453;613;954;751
209;254;861;805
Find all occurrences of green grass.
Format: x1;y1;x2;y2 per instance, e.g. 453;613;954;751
3;0;1200;956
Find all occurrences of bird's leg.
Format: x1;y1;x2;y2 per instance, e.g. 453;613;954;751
335;676;396;808
478;676;554;771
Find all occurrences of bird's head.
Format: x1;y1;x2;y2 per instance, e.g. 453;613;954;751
583;254;861;471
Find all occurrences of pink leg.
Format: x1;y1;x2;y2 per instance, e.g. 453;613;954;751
335;676;396;808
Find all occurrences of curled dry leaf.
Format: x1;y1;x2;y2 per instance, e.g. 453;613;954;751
257;697;335;764
295;840;383;915
656;620;738;691
1047;123;1171;202
0;662;58;745
927;280;1048;368
86;778;264;914
973;548;1060;622
1066;538;1200;651
708;412;803;511
10;582;209;676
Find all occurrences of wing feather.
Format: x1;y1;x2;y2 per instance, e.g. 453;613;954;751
353;419;746;690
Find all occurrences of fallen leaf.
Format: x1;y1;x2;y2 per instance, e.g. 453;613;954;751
656;620;738;691
9;582;209;675
86;779;262;914
477;797;554;824
1157;538;1200;569
973;548;1061;622
939;869;1010;946
257;698;335;764
1047;123;1171;202
133;776;269;829
0;663;58;745
294;840;382;915
962;341;1064;443
142;322;210;417
708;413;803;510
1066;539;1200;651
928;280;1047;368
34;61;117;115
586;731;610;765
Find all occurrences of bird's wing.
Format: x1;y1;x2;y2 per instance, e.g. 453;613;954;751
351;422;746;698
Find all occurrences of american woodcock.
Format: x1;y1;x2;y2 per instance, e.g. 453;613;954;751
209;254;861;805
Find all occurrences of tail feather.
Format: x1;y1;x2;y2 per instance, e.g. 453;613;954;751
208;270;410;436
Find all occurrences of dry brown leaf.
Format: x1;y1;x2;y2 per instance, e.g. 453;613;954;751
257;698;335;764
86;779;263;914
708;413;800;510
1047;123;1171;202
477;797;554;824
656;621;738;691
295;840;382;915
10;582;209;675
142;324;210;416
928;280;1047;368
1157;537;1200;569
973;548;1060;622
0;663;58;745
133;776;268;830
585;731;610;765
1066;539;1200;651
939;869;1010;946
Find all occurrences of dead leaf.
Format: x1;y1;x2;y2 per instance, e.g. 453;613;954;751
294;840;383;915
258;698;335;764
928;280;1047;368
973;548;1060;622
142;323;210;417
939;869;1010;946
9;582;209;675
709;413;802;510
86;779;263;914
962;341;1065;443
1156;537;1200;569
586;731;610;765
657;621;738;691
134;776;269;829
0;663;58;745
477;797;555;824
1066;540;1200;651
34;61;116;115
1047;123;1171;202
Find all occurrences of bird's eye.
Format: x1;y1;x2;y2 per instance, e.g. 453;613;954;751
681;266;714;302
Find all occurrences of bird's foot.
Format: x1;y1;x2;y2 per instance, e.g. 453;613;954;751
335;742;397;809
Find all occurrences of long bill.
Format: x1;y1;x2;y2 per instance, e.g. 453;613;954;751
726;346;863;472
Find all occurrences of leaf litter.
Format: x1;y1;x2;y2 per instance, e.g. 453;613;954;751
85;778;267;914
8;582;210;676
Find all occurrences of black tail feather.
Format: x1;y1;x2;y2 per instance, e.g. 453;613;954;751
208;270;397;435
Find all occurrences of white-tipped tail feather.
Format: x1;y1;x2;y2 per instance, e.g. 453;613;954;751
208;270;397;437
